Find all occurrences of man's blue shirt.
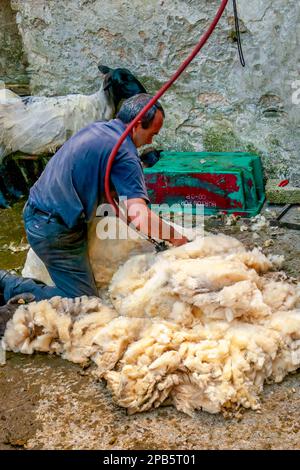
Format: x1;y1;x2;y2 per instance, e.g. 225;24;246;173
29;119;149;228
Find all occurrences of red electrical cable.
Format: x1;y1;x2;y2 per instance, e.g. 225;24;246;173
105;0;230;214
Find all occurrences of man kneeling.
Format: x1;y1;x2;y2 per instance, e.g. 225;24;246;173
0;94;188;303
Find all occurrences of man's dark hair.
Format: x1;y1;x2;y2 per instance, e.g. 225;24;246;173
116;93;165;129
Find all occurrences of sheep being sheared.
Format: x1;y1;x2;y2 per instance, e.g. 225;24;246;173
0;65;146;159
108;234;275;323
21;216;201;289
21;216;156;288
3;233;300;417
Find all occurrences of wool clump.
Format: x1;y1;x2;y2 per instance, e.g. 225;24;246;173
3;233;300;416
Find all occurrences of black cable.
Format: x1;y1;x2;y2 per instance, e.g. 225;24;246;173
232;0;246;67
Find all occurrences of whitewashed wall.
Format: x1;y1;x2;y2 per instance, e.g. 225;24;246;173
4;0;300;182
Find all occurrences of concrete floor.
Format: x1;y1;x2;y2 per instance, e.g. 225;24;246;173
0;202;300;450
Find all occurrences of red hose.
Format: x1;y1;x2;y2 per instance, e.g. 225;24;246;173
105;0;229;214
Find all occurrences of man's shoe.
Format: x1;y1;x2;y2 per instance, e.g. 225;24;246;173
0;293;36;337
8;293;35;305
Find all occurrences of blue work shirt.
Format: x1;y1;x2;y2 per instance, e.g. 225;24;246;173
29;119;150;228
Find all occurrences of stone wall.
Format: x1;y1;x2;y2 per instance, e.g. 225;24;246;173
5;0;300;182
0;0;29;94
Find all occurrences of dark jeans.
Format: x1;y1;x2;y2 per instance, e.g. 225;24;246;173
3;203;98;302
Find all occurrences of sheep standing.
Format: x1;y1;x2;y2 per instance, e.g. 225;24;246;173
0;65;146;159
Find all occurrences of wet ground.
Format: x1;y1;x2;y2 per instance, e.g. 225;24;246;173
0;201;300;450
0;199;28;274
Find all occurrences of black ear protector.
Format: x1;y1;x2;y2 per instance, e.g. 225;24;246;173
140;148;162;168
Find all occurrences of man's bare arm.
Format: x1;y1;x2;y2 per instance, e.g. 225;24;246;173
123;198;189;247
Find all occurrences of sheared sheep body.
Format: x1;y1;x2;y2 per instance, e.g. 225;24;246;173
3;233;300;416
0;87;113;158
0;65;146;159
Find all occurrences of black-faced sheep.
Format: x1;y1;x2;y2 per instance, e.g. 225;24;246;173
0;65;146;159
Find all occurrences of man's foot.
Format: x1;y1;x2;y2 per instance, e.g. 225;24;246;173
0;292;36;337
7;293;35;305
